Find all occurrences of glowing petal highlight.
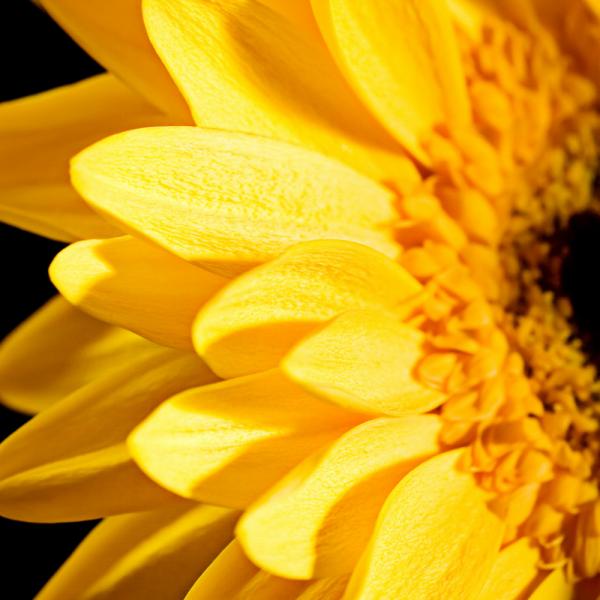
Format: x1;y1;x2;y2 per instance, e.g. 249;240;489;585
130;370;362;509
0;297;153;414
0;349;216;522
38;504;237;600
312;0;471;163
194;240;421;378
238;416;442;579
0;75;163;241
142;0;420;188
71;127;401;276
50;236;227;349
40;0;190;118
345;450;504;599
283;309;444;416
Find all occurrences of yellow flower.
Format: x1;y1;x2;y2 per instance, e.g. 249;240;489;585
2;0;600;597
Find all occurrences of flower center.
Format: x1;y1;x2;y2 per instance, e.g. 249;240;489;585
395;11;600;580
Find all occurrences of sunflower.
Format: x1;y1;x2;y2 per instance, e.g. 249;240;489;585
2;0;600;597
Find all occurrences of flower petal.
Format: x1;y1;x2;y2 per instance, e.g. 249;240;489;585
282;309;445;416
477;538;544;600
296;576;348;600
193;240;421;378
129;369;362;509
528;568;574;600
344;450;504;599
40;0;190;118
50;236;227;349
186;541;306;599
71;126;401;276
0;296;154;414
238;416;443;579
311;0;471;163
0;75;164;241
142;0;420;188
0;349;216;522
37;503;237;600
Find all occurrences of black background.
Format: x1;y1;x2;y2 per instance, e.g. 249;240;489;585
1;2;104;597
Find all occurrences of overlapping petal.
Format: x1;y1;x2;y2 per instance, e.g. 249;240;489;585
40;0;191;118
528;567;574;599
186;541;307;599
142;0;420;188
71;127;402;276
238;416;442;579
0;297;154;414
0;349;216;522
129;370;363;509
477;538;544;600
311;0;471;163
282;309;445;416
37;503;237;600
344;450;504;599
193;240;421;378
0;74;165;241
50;236;227;349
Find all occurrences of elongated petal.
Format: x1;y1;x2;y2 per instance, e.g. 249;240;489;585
311;0;470;163
71;127;401;276
345;450;504;599
0;75;164;241
528;568;574;600
297;576;348;600
194;240;421;378
50;236;227;349
238;416;442;579
142;0;420;188
477;538;544;600
130;370;362;509
38;503;237;600
0;297;154;414
282;310;444;416
186;541;306;599
40;0;190;118
0;349;216;522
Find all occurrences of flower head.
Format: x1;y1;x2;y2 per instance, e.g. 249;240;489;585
2;0;600;598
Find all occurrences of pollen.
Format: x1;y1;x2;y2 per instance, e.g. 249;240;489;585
396;10;600;581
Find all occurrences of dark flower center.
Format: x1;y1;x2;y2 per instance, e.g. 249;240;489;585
544;210;600;371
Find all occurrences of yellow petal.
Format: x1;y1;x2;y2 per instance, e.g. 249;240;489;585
186;541;306;599
282;309;445;416
194;240;421;378
0;296;154;414
238;416;443;579
477;538;544;600
50;236;227;349
345;450;504;600
142;0;420;189
0;349;216;522
296;576;349;600
40;0;191;118
130;369;362;509
528;568;574;600
0;74;165;241
71;126;401;276
38;503;237;600
311;0;471;163
259;0;319;33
